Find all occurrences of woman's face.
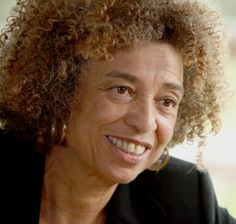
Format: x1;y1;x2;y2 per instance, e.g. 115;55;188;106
66;42;184;184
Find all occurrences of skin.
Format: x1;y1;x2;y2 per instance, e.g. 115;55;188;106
40;41;184;224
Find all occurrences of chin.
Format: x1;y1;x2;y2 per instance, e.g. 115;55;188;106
103;167;145;184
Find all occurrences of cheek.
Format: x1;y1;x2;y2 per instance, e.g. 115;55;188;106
87;98;129;125
157;116;177;144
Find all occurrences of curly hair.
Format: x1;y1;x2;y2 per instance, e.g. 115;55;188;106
0;0;229;153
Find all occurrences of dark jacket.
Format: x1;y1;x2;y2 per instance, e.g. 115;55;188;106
1;129;235;224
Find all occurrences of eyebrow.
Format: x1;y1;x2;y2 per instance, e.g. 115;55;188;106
163;82;184;94
105;71;139;83
105;70;184;94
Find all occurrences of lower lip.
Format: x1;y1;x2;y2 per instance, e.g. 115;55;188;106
106;136;147;165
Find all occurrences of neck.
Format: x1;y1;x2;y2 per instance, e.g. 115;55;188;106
40;145;118;224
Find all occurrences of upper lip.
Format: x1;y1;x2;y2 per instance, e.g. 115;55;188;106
106;135;152;150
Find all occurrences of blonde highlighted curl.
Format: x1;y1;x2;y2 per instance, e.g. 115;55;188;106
0;0;229;153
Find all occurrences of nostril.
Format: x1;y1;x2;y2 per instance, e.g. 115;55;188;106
123;99;158;134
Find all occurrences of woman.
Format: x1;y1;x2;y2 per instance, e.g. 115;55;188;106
0;0;235;223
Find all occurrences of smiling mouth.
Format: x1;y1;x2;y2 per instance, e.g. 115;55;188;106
106;136;149;156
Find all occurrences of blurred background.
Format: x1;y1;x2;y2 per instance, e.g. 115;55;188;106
1;0;236;217
172;0;236;217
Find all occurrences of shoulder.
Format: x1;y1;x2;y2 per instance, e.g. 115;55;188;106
0;128;45;223
0;128;38;162
138;156;202;193
133;157;236;224
0;127;29;148
155;155;199;177
0;127;45;181
0;128;45;173
135;157;203;209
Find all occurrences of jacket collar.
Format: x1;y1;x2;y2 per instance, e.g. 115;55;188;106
105;170;167;224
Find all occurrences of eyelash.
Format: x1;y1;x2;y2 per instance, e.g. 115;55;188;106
109;86;178;109
110;86;133;95
158;98;177;108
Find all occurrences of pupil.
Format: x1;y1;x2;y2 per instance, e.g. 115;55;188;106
118;87;126;93
164;99;171;106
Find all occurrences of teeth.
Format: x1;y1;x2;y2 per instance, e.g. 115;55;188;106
122;141;128;149
108;136;146;155
135;145;145;154
117;139;122;148
127;143;135;153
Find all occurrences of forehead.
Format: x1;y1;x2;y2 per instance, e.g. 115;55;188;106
114;41;182;63
84;41;183;83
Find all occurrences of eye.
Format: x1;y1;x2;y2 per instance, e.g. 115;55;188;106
163;99;176;107
110;86;132;95
158;98;177;108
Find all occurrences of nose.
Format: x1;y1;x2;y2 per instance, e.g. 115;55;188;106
124;97;157;134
